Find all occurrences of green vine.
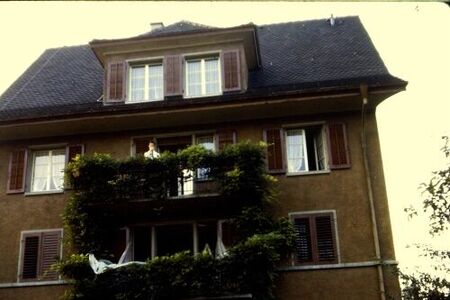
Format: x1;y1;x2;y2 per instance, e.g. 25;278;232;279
59;142;295;299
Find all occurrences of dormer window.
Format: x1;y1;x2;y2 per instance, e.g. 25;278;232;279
185;56;221;98
128;62;164;102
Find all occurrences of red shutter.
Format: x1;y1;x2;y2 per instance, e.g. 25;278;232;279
107;62;126;102
7;149;27;194
164;55;183;96
40;231;62;280
67;144;84;162
222;50;241;92
217;130;236;151
134;137;153;156
21;234;40;280
315;215;337;262
327;123;351;169
263;129;284;172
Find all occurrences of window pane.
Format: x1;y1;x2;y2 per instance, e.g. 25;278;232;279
32;151;49;192
31;149;65;192
130;66;145;101
50;150;65;190
148;64;163;100
204;58;220;95
186;60;201;96
286;129;307;172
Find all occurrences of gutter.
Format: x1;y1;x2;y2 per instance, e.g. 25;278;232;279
360;84;386;300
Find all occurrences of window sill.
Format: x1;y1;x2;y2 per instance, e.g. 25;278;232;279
286;170;330;177
24;190;64;197
278;260;398;272
0;280;66;289
125;99;164;104
184;93;222;99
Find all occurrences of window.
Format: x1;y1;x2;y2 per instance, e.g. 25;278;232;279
290;212;338;265
285;125;327;173
30;149;65;192
128;62;163;102
19;230;62;281
185;57;221;97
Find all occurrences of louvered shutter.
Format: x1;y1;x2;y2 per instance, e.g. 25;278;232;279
107;62;126;102
315;215;336;262
217;130;236;151
40;231;61;280
263;129;284;172
293;218;313;263
164;55;183;96
67;145;84;162
21;234;40;280
327;123;351;169
222;50;241;92
134;137;153;156
7;149;27;194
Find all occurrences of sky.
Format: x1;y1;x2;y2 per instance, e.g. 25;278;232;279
0;2;449;275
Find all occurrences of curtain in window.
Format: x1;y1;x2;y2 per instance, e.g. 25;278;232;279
186;61;201;96
32;151;49;192
130;66;145;101
204;59;220;95
148;64;163;100
286;130;306;172
50;150;65;190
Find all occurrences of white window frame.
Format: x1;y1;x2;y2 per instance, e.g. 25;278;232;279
283;123;329;175
29;149;65;193
185;56;222;98
127;61;164;103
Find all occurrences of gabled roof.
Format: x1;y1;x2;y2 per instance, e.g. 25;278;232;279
0;16;406;123
137;20;216;37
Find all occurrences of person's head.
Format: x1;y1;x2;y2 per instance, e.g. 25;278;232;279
148;142;156;151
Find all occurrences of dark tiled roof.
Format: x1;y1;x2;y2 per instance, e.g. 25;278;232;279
0;17;406;123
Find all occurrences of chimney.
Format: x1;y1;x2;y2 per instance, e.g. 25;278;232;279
150;22;164;31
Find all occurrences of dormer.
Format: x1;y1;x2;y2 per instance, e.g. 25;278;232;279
89;21;260;104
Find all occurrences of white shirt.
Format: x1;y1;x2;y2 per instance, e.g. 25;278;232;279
144;150;160;159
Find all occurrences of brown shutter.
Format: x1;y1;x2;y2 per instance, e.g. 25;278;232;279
107;62;126;102
7;149;27;194
315;215;337;263
40;231;61;280
327;123;351;169
222;50;241;92
21;234;40;280
293;218;313;263
67;145;84;162
164;55;183;96
134;137;153;156
263;129;284;173
217;130;236;151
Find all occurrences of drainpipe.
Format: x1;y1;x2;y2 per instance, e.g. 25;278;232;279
360;84;386;300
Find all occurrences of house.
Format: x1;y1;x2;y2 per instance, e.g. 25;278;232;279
0;17;407;299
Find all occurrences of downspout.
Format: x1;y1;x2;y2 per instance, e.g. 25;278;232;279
360;84;386;300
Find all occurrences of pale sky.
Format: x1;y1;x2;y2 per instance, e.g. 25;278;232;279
0;2;449;275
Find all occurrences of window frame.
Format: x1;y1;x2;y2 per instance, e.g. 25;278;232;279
28;148;66;194
283;122;330;175
289;210;340;266
17;229;63;282
184;55;222;98
126;59;164;103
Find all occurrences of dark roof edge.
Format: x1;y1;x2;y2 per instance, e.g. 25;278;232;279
0;80;407;126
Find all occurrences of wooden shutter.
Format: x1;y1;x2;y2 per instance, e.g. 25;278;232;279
164;55;183;96
293;218;313;263
222;50;241;92
7;149;27;194
67;144;84;162
263;129;284;172
40;231;62;280
134;137;153;156
21;234;40;280
107;62;126;102
315;215;337;262
327;123;351;169
217;130;236;151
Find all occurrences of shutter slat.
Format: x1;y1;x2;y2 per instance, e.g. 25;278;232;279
328;123;350;169
263;129;284;172
40;231;61;280
222;50;241;92
217;130;236;151
7;149;27;193
164;55;183;96
315;216;336;262
22;236;39;279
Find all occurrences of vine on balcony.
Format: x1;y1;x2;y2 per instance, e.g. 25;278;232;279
60;142;295;300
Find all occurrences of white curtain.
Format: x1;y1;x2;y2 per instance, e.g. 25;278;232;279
204;58;220;95
286;129;306;172
148;64;163;100
130;66;145;101
186;60;201;96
